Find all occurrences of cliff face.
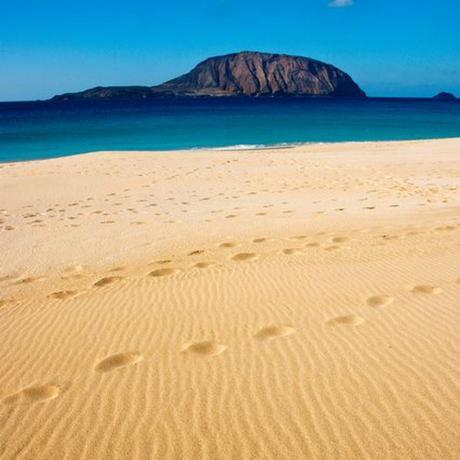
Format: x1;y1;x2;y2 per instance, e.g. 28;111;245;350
52;51;366;100
155;52;366;97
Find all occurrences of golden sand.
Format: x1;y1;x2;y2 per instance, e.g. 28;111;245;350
0;139;459;459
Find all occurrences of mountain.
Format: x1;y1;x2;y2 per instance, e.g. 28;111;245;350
51;52;366;101
433;92;456;100
154;52;366;97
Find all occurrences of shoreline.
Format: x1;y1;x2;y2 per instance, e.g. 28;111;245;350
2;94;460;104
2;136;460;165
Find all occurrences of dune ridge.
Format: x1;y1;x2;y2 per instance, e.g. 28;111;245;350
0;139;459;459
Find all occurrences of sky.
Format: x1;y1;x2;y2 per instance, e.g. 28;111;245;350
0;0;459;101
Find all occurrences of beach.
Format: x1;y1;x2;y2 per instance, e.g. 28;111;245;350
0;138;459;459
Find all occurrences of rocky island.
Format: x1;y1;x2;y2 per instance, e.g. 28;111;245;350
51;51;366;100
433;92;457;100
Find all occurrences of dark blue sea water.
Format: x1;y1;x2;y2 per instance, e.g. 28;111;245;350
0;97;459;162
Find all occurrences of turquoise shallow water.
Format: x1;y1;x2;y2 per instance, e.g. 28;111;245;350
0;97;459;162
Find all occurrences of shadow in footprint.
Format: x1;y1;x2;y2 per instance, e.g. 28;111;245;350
282;248;302;255
182;341;227;356
231;253;257;261
255;325;295;341
49;290;80;300
194;262;214;269
14;276;46;285
149;268;177;277
367;295;394;307
327;315;364;326
411;285;442;294
2;384;61;405
332;237;349;243
220;242;238;248
95;352;143;372
93;276;122;288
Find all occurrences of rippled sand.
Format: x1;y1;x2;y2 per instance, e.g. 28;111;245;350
0;139;459;459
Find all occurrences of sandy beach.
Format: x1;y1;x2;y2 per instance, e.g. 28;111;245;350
0;138;459;459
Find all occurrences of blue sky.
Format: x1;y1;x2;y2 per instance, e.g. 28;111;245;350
0;0;459;100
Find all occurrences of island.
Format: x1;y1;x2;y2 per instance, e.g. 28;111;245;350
51;51;366;100
433;92;457;100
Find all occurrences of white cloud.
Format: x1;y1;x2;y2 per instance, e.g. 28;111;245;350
329;0;354;7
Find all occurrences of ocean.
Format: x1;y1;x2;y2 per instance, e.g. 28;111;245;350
0;97;459;162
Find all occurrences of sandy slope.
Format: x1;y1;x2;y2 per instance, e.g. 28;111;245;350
0;139;459;459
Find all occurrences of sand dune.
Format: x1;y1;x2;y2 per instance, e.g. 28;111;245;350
0;139;459;459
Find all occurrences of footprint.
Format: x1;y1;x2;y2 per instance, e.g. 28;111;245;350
93;276;122;287
149;268;177;277
2;384;61;405
220;242;238;248
182;341;227;356
49;290;79;300
381;234;399;240
155;259;172;265
109;266;125;273
366;295;394;307
327;315;364;326
255;325;295;341
332;237;349;243
14;276;45;285
282;248;302;255
253;238;267;243
231;253;257;261
194;262;213;269
411;285;442;294
95;352;143;372
188;250;205;256
435;225;456;232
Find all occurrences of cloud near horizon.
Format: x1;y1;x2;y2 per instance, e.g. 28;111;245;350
329;0;354;7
